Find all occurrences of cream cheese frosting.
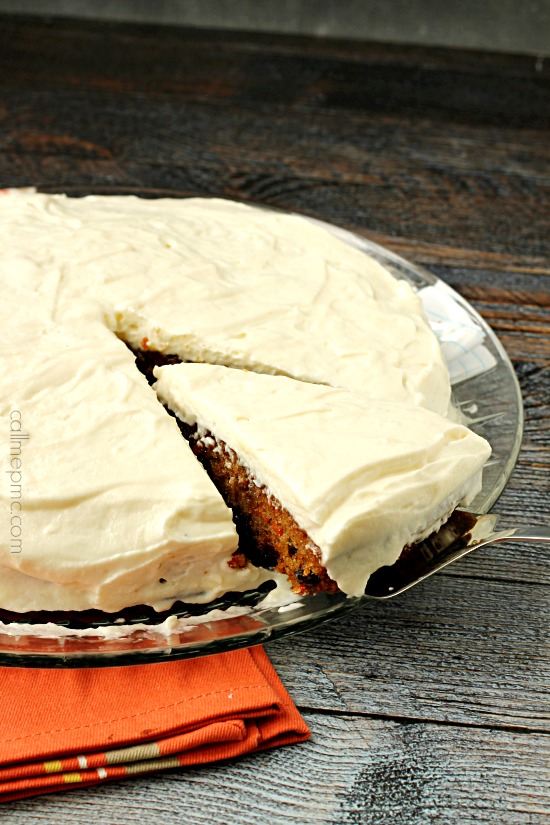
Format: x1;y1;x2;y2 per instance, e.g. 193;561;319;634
0;189;478;612
154;364;491;598
1;189;450;413
0;296;271;612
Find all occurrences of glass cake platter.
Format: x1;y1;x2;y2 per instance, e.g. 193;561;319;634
0;198;524;667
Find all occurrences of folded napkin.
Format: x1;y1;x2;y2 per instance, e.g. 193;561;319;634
0;646;309;803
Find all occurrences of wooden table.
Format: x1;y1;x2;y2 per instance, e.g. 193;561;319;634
1;15;548;823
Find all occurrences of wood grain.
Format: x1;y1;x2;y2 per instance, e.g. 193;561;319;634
3;713;549;824
0;14;548;822
268;572;550;730
1;17;549;270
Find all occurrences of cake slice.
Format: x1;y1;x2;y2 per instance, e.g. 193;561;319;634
154;363;491;598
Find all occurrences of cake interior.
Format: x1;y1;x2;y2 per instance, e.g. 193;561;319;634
183;423;340;596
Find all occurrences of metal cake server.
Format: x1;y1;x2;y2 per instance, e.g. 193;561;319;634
365;511;550;599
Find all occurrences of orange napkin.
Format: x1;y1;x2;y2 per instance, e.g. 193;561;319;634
0;646;309;802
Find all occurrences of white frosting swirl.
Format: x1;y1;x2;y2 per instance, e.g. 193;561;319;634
0;190;479;612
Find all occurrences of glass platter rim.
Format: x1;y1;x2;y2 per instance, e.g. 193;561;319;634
0;193;524;667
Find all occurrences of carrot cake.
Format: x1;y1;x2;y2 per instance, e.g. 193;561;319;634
0;189;489;614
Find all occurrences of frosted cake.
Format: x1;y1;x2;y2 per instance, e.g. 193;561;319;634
0;190;490;614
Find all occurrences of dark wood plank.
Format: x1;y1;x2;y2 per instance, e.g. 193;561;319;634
370;234;550;275
1;16;549;269
267;572;550;731
3;713;549;824
2;15;550;125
